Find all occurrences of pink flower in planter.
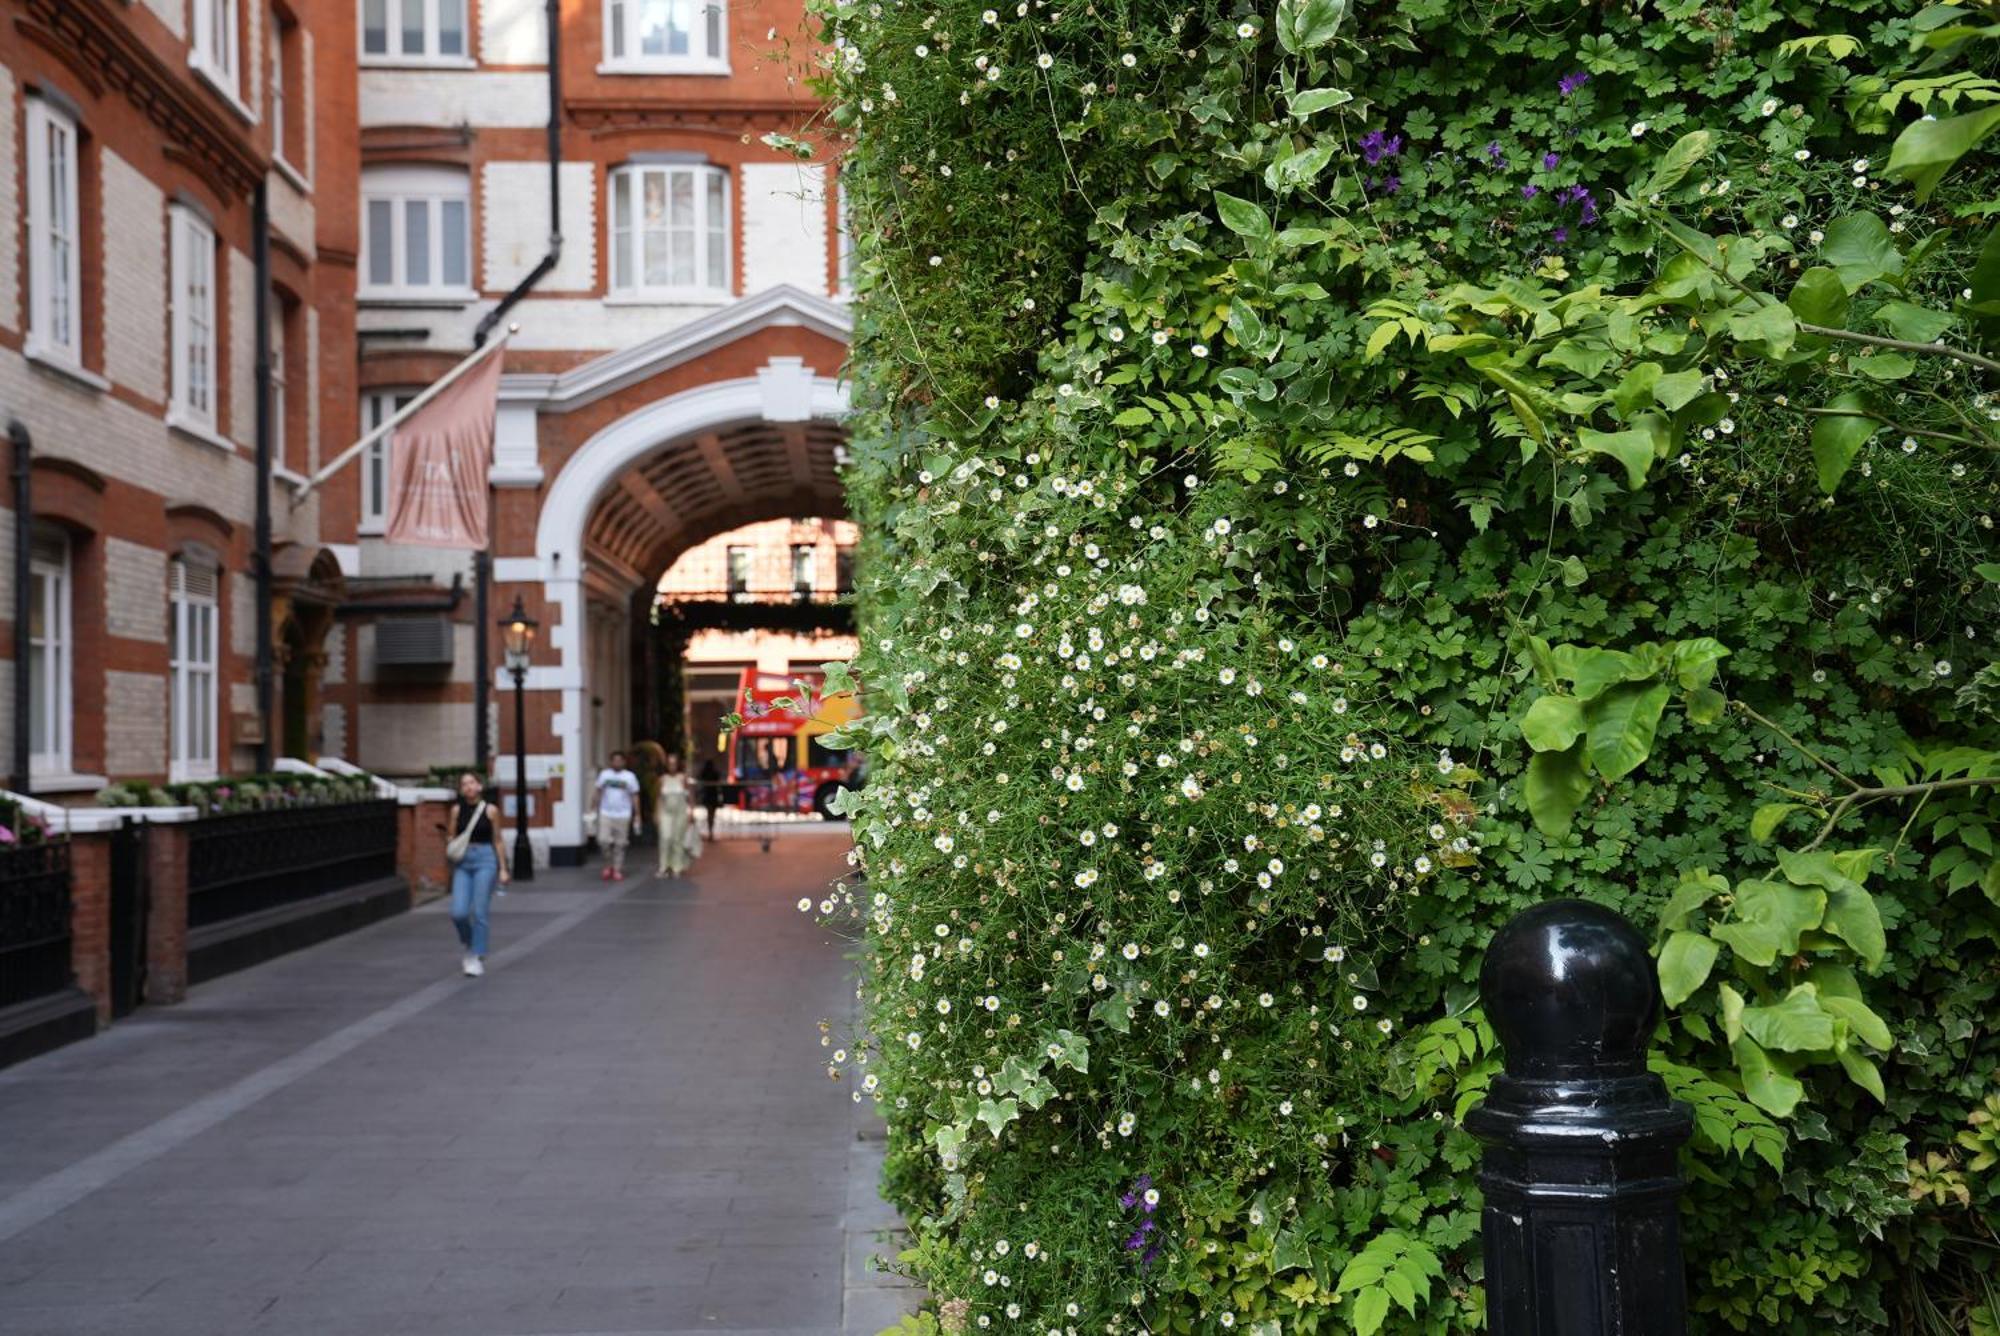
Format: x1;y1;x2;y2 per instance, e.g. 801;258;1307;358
0;825;16;846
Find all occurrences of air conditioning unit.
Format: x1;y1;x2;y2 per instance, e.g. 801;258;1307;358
375;617;455;668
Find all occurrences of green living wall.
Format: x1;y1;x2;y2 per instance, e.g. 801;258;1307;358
809;1;2000;1331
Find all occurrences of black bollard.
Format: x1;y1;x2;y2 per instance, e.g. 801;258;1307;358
1465;899;1693;1336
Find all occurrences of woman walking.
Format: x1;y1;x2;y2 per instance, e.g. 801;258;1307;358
447;772;508;976
654;753;696;878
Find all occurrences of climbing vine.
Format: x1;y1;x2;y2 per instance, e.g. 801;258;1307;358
812;1;2000;1331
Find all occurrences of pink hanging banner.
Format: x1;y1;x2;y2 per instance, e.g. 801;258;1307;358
384;348;503;549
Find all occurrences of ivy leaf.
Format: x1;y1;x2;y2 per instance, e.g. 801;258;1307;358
1639;130;1715;196
1820;214;1905;293
1712;878;1825;966
1787;266;1849;328
1267;142;1336;192
1810;391;1878;494
1836;1047;1887;1103
1741;985;1836;1052
1525;744;1591;839
1752;803;1803;841
1650;368;1708;411
1659;931;1721;1007
1287;87;1354;117
1873;299;1954;343
1728;299;1798;357
1213;191;1275;243
975;1098;1020;1137
1850;353;1916;381
1733;1035;1806;1117
1520;694;1587;752
1272;1228;1313;1273
1586;680;1673;781
1576;426;1656;489
1275;0;1350;54
1670;637;1730;689
1887;103;2000;201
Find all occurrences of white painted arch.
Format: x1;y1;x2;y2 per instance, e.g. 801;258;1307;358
525;363;851;854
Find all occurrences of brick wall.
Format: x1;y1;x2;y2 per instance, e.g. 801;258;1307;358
397;796;455;902
69;834;112;1021
481;161;596;293
741;163;831;296
104;538;169;644
105;671;168;775
360;703;477;775
144;823;188;1005
138;0;185;39
100;151;168;401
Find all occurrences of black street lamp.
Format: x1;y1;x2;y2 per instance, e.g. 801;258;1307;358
500;595;538;884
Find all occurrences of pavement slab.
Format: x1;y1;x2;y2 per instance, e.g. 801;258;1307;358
0;834;916;1335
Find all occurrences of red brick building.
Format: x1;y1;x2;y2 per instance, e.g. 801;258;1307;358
4;0;852;867
1;0;363;794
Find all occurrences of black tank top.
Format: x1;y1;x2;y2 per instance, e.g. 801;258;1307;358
455;798;493;843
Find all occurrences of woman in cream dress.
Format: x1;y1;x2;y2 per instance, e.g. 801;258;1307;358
654;753;698;877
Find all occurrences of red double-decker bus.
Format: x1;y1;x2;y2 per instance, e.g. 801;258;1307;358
726;667;863;818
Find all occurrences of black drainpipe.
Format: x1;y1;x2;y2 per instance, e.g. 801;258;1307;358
470;0;563;771
9;418;30;796
253;179;275;771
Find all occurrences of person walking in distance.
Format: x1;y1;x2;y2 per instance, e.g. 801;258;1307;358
655;753;695;878
697;757;722;838
447;772;508;976
594;750;642;882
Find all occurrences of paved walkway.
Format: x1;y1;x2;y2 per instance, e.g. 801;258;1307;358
0;833;916;1336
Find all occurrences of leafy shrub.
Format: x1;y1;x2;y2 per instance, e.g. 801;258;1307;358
818;1;2000;1331
97;772;379;816
0;794;55;849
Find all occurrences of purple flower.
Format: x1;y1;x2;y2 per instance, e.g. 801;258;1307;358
1359;129;1404;166
1521;183;1540;200
1483;140;1505;166
1381;174;1402;195
0;825;14;847
1558;70;1590;97
1542;151;1561;170
1552;226;1569;243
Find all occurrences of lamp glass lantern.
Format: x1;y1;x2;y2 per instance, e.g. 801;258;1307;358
501;598;538;672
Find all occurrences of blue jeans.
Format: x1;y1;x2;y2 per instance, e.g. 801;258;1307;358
450;844;499;957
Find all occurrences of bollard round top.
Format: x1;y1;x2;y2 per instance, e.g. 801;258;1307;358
1480;898;1660;1080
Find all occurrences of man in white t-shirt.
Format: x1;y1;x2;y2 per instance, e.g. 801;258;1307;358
593;751;642;882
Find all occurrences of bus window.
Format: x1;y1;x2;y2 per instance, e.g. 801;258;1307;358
808;736;850;769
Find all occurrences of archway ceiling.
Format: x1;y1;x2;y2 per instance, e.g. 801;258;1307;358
584;418;849;587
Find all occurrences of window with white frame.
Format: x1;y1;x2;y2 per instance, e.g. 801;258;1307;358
170;206;219;434
361;166;472;298
193;0;242;96
170;557;220;782
360;389;416;530
28;526;72;777
361;0;468;63
604;0;727;71
609;163;730;298
270;298;288;470
25;98;82;367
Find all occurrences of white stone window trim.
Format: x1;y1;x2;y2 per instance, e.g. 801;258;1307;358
360;164;475;301
169;557;222;784
169;205;222;439
607;162;733;301
27;526;74;780
601;0;730;74
359;0;473;67
191;0;257;123
25;97;84;372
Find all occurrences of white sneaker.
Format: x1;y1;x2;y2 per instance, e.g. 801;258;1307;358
462;954;484;977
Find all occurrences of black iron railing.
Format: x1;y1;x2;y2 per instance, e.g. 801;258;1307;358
186;801;399;929
0;840;74;1010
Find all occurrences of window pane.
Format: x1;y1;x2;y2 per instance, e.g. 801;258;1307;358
363;0;388;53
401;0;425;54
612;173;632;288
643;173;668;285
441;200;468;287
705;0;722;58
670;171;694;227
367;200;394;285
439;0;466;54
638;0;668;55
609;0;625;58
405;199;431;286
670;172;695;286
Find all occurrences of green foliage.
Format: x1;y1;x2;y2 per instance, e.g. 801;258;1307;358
820;0;2000;1331
96;771;380;815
